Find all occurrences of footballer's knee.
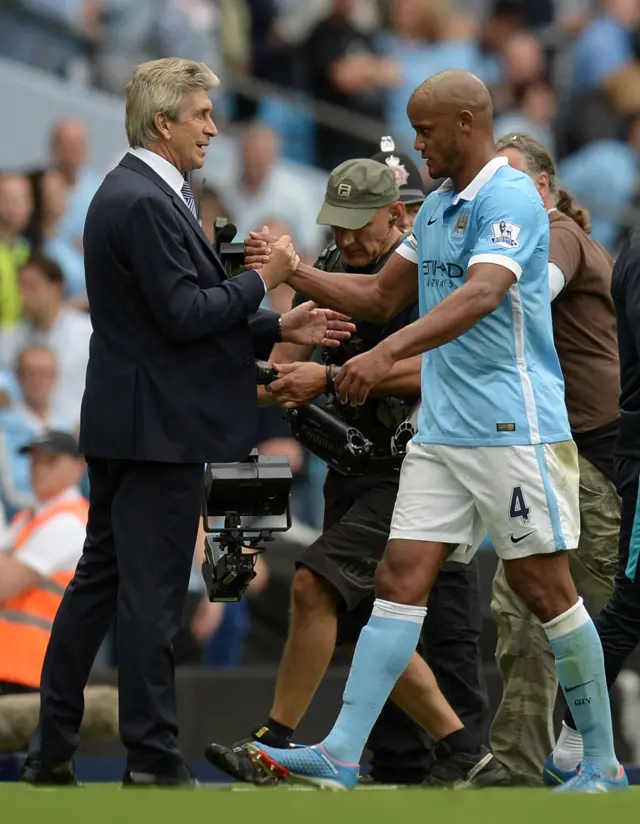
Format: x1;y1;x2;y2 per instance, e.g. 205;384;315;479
291;566;338;618
503;551;579;623
374;539;449;606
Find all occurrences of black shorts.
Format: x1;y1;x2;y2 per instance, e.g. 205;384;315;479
296;468;399;643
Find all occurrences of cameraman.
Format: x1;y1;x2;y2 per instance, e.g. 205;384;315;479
206;159;495;787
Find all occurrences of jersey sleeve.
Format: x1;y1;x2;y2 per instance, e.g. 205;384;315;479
468;186;547;281
396;231;419;264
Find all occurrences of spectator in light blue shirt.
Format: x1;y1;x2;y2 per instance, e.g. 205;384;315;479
379;0;487;155
204;123;325;259
494;82;557;157
558;115;640;253
0;345;71;519
571;0;640;93
49;120;102;252
31;169;86;300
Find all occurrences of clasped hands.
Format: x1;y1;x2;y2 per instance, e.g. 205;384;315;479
247;227;396;403
249;227;355;349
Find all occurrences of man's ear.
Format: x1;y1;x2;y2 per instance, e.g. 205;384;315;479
536;171;550;198
393;202;407;226
459;109;474;133
389;202;406;227
154;112;172;141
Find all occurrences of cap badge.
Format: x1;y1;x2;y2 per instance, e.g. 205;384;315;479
337;182;352;198
385;154;409;187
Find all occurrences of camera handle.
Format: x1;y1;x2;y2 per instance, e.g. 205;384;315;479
202;516;273;603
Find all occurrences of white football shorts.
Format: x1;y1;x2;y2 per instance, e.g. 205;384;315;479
389;440;580;562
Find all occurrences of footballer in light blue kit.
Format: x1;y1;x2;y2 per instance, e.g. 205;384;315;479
245;69;626;794
391;156;577;562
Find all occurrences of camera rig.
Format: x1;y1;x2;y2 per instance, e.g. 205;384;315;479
201;448;292;602
213;218;247;278
256;361;417;476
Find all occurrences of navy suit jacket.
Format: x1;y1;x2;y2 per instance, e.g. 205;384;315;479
79;153;281;463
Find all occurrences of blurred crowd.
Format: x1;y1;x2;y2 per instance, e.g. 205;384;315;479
2;0;640;668
3;0;640;250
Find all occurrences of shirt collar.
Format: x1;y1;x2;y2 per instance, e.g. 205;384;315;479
128;147;185;197
436;156;509;205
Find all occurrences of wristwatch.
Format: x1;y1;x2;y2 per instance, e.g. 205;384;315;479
325;364;341;395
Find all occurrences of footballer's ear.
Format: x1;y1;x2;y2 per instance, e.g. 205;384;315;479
459;109;474;133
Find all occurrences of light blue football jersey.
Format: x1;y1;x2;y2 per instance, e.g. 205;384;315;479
397;157;570;447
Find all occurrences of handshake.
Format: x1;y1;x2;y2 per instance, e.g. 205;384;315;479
245;226;297;291
245;226;356;349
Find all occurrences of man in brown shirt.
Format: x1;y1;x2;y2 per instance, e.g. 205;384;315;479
490;133;621;786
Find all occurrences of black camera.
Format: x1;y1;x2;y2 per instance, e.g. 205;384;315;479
256;360;279;385
214;220;247;278
288;404;374;475
201;450;292;602
256;361;414;476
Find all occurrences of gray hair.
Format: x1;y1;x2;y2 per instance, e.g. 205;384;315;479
496;132;591;234
125;58;220;149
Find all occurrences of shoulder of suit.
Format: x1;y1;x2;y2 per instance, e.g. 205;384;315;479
110;162;170;195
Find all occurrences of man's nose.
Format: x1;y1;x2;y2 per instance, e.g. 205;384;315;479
205;117;217;137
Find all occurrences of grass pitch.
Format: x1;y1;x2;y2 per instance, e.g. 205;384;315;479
1;783;639;824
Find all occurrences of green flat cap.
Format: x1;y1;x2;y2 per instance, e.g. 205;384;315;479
317;158;400;230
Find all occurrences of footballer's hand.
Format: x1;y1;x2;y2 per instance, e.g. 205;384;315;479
335;343;396;406
244;225;279;270
260;235;299;290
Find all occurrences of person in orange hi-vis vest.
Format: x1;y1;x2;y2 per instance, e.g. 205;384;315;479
0;430;87;695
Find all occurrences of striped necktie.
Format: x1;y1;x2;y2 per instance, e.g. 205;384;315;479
181;178;197;218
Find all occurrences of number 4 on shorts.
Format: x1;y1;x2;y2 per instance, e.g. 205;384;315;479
509;485;530;523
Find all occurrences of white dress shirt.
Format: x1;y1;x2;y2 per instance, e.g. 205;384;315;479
128;147;189;204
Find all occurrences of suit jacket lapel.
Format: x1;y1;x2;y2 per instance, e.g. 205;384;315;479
119;154;226;276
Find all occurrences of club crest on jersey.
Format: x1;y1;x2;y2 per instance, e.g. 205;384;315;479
489;220;521;249
453;209;470;240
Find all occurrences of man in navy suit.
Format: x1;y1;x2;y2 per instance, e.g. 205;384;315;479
20;57;352;788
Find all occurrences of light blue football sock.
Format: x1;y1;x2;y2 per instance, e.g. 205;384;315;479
321;598;426;765
544;598;619;776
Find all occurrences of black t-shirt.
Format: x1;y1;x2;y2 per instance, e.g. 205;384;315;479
292;238;419;451
301;16;386;169
611;229;640;462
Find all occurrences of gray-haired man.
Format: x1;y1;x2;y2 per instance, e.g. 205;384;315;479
19;58;351;789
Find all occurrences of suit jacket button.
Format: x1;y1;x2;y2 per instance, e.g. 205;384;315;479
245;357;254;366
